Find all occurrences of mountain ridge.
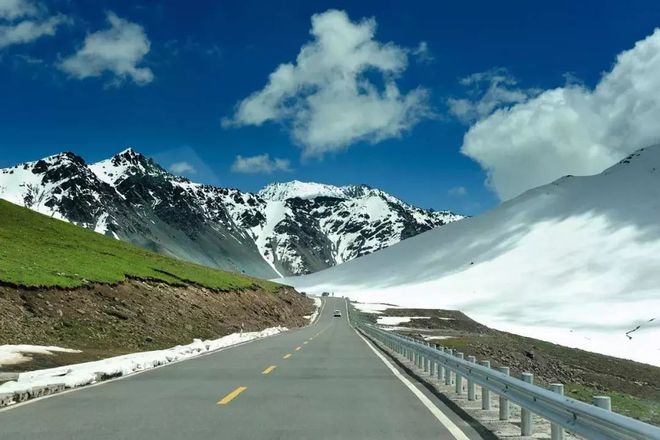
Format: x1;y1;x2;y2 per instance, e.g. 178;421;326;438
0;149;463;278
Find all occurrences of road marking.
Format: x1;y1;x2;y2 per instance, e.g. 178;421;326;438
355;331;470;440
303;341;308;345
0;332;281;414
262;365;277;375
283;353;292;359
217;386;247;405
295;346;302;351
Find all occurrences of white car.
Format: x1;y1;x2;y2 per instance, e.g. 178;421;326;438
333;310;342;317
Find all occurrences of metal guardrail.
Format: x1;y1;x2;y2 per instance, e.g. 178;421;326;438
357;322;660;440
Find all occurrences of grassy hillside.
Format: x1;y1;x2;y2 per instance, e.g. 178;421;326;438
0;200;280;291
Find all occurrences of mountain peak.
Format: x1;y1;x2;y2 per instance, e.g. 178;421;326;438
111;148;152;166
90;149;166;186
258;180;348;201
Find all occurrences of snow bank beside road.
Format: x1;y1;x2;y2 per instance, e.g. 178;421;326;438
304;296;323;324
0;327;286;406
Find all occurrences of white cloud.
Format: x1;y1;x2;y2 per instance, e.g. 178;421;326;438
413;41;433;63
0;0;38;20
460;29;660;200
231;154;292;174
448;68;537;123
448;186;467;197
58;12;153;86
223;9;431;157
169;161;196;175
0;0;69;50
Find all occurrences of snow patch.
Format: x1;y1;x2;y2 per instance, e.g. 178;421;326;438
0;345;82;367
377;316;430;326
352;302;402;315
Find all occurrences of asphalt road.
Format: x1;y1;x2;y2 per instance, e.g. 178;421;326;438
0;297;487;440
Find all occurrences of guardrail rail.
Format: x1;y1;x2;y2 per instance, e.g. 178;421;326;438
350;304;660;440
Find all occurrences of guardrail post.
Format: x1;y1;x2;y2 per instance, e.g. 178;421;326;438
432;344;439;377
455;352;464;394
593;396;611;411
420;344;425;369
445;349;453;385
550;384;564;440
467;356;476;401
497;366;510;420
438;347;446;382
479;360;491;410
425;343;432;373
521;372;534;436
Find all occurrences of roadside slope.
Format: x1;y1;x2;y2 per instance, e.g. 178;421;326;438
0;199;277;290
0;200;311;369
284;146;660;366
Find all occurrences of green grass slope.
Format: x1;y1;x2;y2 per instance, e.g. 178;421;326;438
0;200;279;291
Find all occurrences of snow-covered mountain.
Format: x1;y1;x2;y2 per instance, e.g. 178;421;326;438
0;149;462;278
284;146;660;366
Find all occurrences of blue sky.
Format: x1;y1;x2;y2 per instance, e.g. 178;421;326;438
1;1;660;215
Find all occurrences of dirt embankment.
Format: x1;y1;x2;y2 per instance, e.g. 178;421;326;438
0;280;313;371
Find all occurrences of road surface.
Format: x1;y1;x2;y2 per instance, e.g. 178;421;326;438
0;297;487;439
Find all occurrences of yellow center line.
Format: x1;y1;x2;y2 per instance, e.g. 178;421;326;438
283;353;292;359
217;386;247;405
295;346;302;351
262;365;277;375
303;341;308;345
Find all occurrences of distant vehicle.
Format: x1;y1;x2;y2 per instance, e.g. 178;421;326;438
333;310;342;317
321;292;330;297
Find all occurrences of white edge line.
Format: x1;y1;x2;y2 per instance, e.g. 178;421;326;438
355;329;471;440
0;330;283;413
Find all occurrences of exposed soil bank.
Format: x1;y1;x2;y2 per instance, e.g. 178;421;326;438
0;280;312;371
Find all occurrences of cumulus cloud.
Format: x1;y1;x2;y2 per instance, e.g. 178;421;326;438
448;186;467;197
58;12;153;86
460;29;660;200
0;0;69;49
223;9;431;157
169;161;196;175
448;68;537;124
231;154;292;174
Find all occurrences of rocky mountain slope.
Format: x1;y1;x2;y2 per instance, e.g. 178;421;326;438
285;145;660;366
0;149;462;277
